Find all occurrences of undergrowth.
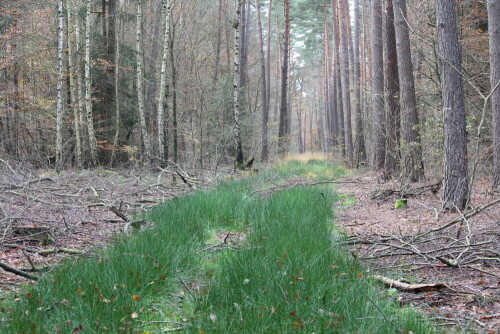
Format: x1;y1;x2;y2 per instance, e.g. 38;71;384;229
2;160;435;333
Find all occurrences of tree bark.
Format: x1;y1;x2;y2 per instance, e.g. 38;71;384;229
56;0;64;170
371;0;385;170
85;0;99;166
266;0;272;120
67;3;82;168
339;0;353;162
488;0;500;188
157;0;171;165
136;0;151;162
393;0;424;182
352;0;366;166
278;0;290;156
110;0;121;166
436;0;469;210
256;0;269;162
383;0;400;178
233;0;244;166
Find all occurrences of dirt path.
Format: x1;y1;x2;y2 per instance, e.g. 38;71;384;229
334;171;499;333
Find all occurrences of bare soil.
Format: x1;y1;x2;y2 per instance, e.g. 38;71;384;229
334;171;499;334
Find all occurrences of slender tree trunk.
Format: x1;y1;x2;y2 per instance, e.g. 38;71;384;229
338;0;353;162
170;28;178;164
111;1;122;166
56;0;64;170
75;0;87;163
67;3;82;168
157;0;171;165
266;0;272;119
278;0;290;156
436;0;469;210
136;0;151;162
383;0;400;178
331;0;344;155
352;0;366;166
256;0;269;162
488;0;500;188
85;0;98;166
233;0;244;166
213;0;223;83
393;0;425;181
371;0;385;170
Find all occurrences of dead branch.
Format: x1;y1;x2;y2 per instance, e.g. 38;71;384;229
109;206;129;222
0;261;38;280
372;275;448;292
3;244;84;255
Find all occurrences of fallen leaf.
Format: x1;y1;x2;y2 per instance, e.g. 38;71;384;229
132;294;140;301
26;293;32;299
130;312;138;319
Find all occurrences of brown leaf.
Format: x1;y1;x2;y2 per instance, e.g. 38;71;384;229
132;294;140;301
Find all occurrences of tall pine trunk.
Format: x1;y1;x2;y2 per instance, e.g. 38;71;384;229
436;0;469;210
394;0;424;182
256;0;269;162
371;0;385;170
278;0;290;156
488;0;500;188
85;0;99;166
383;0;400;178
339;0;353;162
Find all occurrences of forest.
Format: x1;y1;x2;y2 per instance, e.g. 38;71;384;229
0;0;499;333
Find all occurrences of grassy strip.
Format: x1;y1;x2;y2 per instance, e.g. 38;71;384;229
3;161;433;333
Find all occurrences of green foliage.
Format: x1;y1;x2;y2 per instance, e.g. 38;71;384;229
395;199;408;209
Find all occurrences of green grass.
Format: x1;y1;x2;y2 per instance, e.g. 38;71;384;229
2;160;434;333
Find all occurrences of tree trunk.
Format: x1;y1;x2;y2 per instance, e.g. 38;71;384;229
352;0;366;166
394;0;425;182
213;0;223;83
256;0;269;162
339;0;353;162
383;0;400;178
110;0;122;166
56;0;64;170
233;0;244;166
67;3;82;168
169;27;178;164
278;0;290;156
136;0;151;162
85;0;99;166
266;0;272;120
371;0;385;170
436;0;469;210
157;0;171;165
488;0;500;188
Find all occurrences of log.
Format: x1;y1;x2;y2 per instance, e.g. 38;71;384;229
372;275;448;293
0;261;38;280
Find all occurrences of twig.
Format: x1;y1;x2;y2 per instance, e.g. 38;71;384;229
178;278;195;300
361;292;401;333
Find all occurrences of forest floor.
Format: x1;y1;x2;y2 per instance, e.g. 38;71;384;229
0;159;219;286
334;171;500;333
0;158;498;333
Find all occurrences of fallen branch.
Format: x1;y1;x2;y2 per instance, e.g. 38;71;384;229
372;275;448;292
3;244;84;255
0;261;38;280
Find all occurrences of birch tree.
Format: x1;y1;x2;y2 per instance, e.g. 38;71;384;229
233;0;244;166
67;2;82;168
436;0;469;210
157;0;171;165
55;0;64;170
136;0;151;162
